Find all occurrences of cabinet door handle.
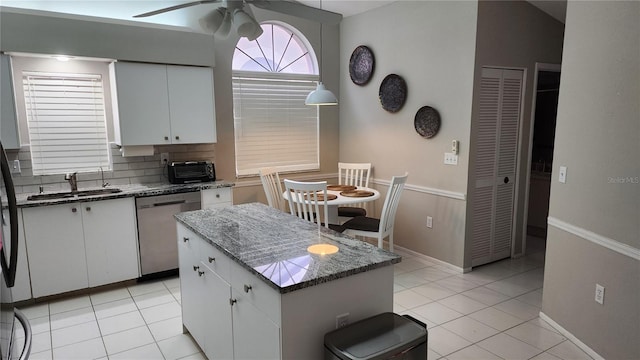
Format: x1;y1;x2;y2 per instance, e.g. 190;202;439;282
164;136;169;141
71;207;77;213
193;265;199;271
183;237;189;242
208;256;215;263
216;194;220;198
86;207;91;211
175;136;180;140
229;298;237;306
244;284;252;293
198;270;205;277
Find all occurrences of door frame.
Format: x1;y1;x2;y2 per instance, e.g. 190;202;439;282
519;62;561;255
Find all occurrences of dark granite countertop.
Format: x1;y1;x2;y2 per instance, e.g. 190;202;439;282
16;181;234;208
175;202;401;294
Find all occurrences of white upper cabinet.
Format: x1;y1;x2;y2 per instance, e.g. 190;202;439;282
167;65;216;144
0;55;20;149
110;61;216;146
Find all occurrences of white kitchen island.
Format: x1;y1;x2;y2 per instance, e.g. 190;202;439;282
175;203;401;360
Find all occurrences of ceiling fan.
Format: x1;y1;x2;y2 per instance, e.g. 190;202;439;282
134;0;342;41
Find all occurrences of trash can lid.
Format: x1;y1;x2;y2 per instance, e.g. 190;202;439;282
324;312;427;360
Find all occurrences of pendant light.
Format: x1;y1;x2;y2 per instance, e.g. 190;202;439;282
305;0;338;106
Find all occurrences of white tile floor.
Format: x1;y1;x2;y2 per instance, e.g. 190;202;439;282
15;236;594;360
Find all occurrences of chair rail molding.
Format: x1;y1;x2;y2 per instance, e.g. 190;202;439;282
236;173;467;202
372;178;466;201
547;216;640;261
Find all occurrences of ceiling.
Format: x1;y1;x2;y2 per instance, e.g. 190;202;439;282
0;0;565;33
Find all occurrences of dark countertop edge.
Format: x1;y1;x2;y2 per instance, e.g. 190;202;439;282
175;216;401;294
16;181;234;208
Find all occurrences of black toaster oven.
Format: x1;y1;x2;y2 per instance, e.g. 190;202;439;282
167;161;215;184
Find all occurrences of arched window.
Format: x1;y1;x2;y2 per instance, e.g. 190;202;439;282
233;22;319;176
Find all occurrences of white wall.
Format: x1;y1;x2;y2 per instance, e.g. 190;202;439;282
340;1;478;266
542;1;640;359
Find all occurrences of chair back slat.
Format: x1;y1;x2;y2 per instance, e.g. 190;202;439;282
338;162;371;187
284;180;329;229
259;167;284;211
379;173;408;234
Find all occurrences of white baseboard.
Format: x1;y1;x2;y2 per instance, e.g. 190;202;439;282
539;312;604;360
394;244;470;273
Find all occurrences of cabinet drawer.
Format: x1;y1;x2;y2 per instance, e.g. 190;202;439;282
229;260;281;326
201;188;232;206
199;240;231;282
177;224;200;255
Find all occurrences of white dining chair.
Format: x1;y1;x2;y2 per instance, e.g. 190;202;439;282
284;180;329;230
284;180;344;232
259;167;285;211
342;173;408;252
337;162;372;220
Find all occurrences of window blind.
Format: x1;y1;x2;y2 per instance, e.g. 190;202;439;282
23;71;111;175
233;72;319;176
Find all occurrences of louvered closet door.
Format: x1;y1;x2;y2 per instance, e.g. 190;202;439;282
472;67;523;267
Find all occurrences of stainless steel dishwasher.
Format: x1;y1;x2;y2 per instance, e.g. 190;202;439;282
136;192;201;277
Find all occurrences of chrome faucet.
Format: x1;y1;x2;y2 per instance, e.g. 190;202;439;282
64;172;78;192
99;166;109;188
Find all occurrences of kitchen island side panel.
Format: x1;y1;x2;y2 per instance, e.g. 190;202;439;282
280;266;394;359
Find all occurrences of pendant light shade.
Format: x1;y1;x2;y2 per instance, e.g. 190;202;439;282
306;0;337;106
305;82;338;105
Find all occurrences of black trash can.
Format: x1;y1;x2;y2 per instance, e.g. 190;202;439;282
324;312;428;360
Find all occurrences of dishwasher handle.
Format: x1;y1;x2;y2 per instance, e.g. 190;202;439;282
152;200;186;207
137;199;186;209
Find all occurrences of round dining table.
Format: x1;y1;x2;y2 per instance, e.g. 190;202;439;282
282;185;380;225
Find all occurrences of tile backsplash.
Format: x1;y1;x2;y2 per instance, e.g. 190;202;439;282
6;143;215;194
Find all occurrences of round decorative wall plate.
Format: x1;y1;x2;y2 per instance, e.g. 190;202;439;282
349;45;375;86
379;74;407;113
414;106;441;138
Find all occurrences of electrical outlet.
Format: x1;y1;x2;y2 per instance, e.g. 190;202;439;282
595;284;605;305
336;313;349;329
160;153;169;166
426;216;433;228
11;160;21;174
559;166;567;183
444;153;458;165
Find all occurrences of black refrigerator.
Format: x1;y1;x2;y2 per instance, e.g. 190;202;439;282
0;143;31;360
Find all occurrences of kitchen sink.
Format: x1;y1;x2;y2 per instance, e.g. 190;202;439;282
27;188;122;201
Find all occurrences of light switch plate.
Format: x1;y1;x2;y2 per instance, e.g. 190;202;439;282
444;153;458;165
559;166;567;183
595;284;605;304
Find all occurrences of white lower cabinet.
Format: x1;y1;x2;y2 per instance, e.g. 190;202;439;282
22;203;88;298
178;224;280;360
23;197;140;298
82;198;139;287
2;209;32;301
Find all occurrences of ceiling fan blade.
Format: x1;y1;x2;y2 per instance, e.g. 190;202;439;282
249;0;342;24
134;0;220;18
